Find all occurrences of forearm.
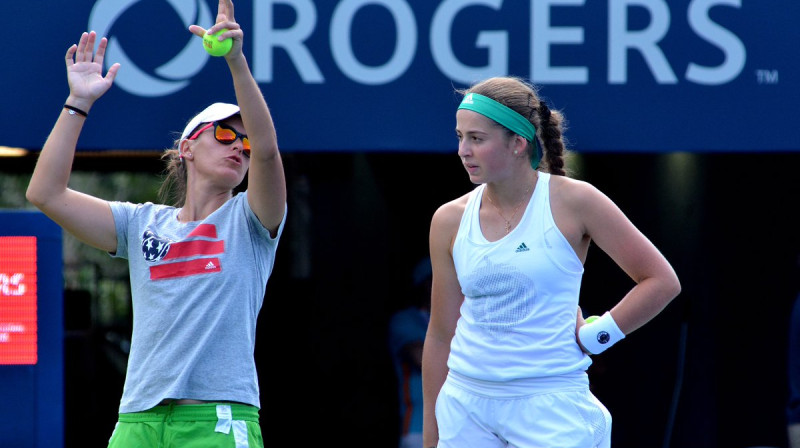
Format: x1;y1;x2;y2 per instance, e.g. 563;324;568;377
227;55;277;155
610;274;680;335
228;54;286;232
421;334;451;447
26;105;86;207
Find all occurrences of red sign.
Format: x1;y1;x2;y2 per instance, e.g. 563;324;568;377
0;237;38;364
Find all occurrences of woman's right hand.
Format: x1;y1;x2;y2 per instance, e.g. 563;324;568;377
65;31;120;109
575;306;590;354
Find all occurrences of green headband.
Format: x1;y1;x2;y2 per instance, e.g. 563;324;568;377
458;93;537;142
458;93;541;169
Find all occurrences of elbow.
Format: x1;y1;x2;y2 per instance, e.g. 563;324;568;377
25;186;45;209
672;279;682;300
672;276;682;298
26;184;58;211
665;273;682;303
25;182;55;210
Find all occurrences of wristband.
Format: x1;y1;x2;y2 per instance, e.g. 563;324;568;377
64;104;88;117
578;311;625;355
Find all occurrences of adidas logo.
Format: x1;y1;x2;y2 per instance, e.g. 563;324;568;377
463;93;474;104
205;261;217;270
515;242;530;253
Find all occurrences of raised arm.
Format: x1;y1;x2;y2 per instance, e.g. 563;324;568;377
26;31;121;252
189;0;286;236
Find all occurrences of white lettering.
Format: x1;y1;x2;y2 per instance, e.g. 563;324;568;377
609;0;677;84
330;0;417;85
531;0;587;84
686;0;746;85
431;0;507;85
249;0;746;87
253;0;324;83
0;273;26;296
0;323;25;333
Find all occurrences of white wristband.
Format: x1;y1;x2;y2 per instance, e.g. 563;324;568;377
578;311;625;355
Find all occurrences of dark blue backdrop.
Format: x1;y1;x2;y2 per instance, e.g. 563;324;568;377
5;0;799;152
0;212;64;448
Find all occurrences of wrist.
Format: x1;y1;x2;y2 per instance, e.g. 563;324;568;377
64;104;88;118
65;96;93;114
225;54;249;72
578;311;625;355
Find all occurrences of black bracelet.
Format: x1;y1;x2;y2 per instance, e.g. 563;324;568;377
64;104;88;117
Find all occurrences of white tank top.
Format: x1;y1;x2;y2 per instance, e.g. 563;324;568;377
450;172;592;380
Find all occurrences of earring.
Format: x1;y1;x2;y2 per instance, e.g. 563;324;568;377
514;150;519;155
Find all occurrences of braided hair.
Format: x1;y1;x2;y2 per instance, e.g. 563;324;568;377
458;76;569;176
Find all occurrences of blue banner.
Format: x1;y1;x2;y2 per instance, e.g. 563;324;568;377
6;0;799;152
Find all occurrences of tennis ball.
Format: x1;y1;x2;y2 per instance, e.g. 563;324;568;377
585;315;600;324
203;29;232;57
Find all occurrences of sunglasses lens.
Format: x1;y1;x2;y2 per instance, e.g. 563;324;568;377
215;126;237;144
213;123;250;156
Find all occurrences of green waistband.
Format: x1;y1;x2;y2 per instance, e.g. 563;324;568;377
119;403;260;423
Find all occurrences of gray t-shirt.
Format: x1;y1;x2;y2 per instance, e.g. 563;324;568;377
109;192;285;413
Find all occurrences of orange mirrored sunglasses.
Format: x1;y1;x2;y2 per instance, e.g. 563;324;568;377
188;121;250;156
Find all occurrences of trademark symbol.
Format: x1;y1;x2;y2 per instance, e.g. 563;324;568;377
756;69;779;84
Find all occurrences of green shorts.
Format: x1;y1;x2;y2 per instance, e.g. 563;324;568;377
107;402;263;448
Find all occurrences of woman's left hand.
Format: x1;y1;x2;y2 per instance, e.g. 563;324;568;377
188;0;244;61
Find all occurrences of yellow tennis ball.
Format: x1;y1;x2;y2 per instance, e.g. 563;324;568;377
585;315;600;324
203;29;232;57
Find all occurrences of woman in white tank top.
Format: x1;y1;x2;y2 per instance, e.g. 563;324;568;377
422;76;681;448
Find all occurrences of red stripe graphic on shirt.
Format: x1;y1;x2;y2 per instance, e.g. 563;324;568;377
162;240;224;260
150;257;222;280
187;224;217;239
146;224;225;280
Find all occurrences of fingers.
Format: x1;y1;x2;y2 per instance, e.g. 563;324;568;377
65;44;77;67
226;0;236;22
190;19;240;42
188;24;207;38
216;0;235;23
210;27;242;42
66;30;119;81
193;0;242;53
74;32;89;63
94;36;109;69
575;306;586;333
210;0;236;33
72;31;104;64
206;19;240;36
105;63;121;84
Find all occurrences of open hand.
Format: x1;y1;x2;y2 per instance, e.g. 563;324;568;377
65;31;120;108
